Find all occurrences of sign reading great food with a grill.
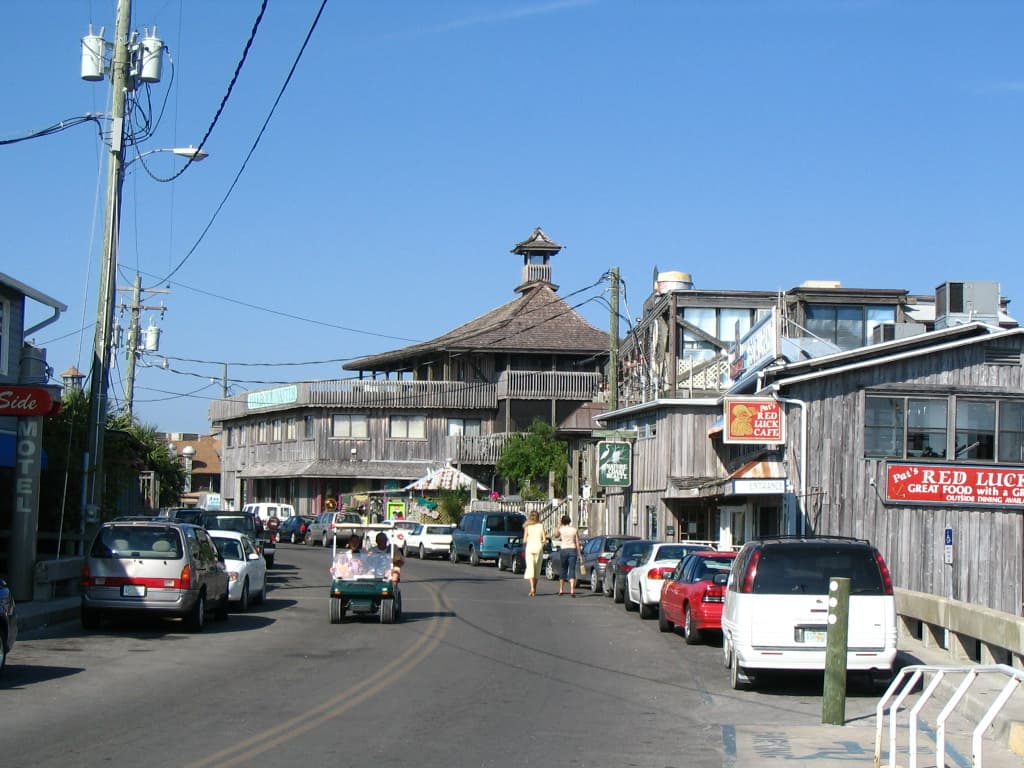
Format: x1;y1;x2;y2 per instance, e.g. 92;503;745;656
886;462;1024;506
723;397;784;444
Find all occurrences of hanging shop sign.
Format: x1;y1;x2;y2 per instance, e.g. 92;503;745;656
886;462;1024;507
597;441;632;487
723;397;784;445
0;386;55;416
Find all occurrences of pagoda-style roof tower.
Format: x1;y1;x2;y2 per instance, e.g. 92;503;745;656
512;226;561;293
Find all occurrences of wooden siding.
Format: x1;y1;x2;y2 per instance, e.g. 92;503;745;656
783;339;1024;615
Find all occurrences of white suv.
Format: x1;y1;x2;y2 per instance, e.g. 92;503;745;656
721;536;897;690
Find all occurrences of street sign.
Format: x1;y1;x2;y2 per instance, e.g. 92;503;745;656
0;385;54;416
597;441;631;487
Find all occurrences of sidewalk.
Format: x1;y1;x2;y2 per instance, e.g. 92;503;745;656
15;597;1024;766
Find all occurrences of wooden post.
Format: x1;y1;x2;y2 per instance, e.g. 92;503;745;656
822;576;850;724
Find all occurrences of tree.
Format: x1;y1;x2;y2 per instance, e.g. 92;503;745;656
437;490;469;524
495;419;568;499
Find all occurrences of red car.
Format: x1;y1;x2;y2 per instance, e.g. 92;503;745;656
659;550;737;644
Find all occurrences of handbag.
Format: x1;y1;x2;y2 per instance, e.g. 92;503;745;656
578;557;587;576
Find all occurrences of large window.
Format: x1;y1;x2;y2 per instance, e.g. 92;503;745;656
257;421;267;443
272;419;283;442
332;414;368;438
866;395;1024;463
286;417;297;441
390;414;425;439
677;306;763;363
447;418;481;437
805;304;896;350
304;414;315;439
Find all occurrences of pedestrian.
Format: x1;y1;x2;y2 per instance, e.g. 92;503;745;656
522;510;547;597
554;514;583;597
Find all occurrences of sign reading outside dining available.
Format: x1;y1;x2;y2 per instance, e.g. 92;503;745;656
886;462;1024;507
723;397;784;445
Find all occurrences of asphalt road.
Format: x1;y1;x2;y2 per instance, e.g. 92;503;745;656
1;542;890;768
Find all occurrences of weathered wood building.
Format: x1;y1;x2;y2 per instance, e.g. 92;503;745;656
210;229;610;518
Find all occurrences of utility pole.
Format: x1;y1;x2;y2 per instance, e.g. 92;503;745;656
83;0;132;525
122;272;168;418
609;267;620;411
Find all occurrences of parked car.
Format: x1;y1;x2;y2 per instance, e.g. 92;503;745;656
202;511;275;568
155;507;204;526
241;502;296;525
278;515;316;544
307;511;364;548
450;511;525;566
80;520;230;632
209;531;267;612
659;550;737;643
721;535;897;690
405;523;455;559
388;520;420;555
496;538;553;575
625;542;714;618
579;535;639;593
603;540;655;602
0;577;16;674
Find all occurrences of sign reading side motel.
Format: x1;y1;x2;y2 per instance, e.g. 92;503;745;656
0;386;54;416
723;397;784;445
885;462;1024;507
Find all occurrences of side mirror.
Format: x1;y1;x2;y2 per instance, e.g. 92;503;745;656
248;553;261;561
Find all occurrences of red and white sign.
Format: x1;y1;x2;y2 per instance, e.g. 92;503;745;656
886;462;1024;507
723;397;784;444
0;386;54;416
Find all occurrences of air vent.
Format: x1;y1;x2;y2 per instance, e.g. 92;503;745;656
984;347;1021;366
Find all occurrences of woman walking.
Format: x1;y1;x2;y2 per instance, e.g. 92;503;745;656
555;514;583;597
523;510;547;597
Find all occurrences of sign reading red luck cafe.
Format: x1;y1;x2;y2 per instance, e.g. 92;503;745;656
886;462;1024;507
723;397;784;445
0;386;55;416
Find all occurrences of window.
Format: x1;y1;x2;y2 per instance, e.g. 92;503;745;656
390;414;425;439
304;415;315;439
999;403;1024;463
257;421;268;442
448;418;481;437
864;397;904;457
805;304;896;350
225;427;234;448
907;399;947;458
272;419;283;441
332;414;368;438
677;306;763;363
286;418;297;441
955;401;994;460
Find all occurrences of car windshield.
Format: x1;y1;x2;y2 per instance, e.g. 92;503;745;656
694;556;735;579
93;525;184;560
213;538;244;561
204;515;256;536
425;526;450;535
653;545;696;561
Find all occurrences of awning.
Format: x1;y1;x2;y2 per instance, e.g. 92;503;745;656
0;432;48;469
403;464;488;492
700;459;787;497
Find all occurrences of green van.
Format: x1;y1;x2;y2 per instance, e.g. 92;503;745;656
450;511;526;566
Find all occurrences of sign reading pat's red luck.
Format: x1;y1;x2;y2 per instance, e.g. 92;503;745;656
723;397;784;445
0;386;55;416
886;462;1024;507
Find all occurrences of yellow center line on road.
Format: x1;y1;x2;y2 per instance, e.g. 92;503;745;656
185;583;452;768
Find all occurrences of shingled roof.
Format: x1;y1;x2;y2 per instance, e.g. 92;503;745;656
344;283;609;372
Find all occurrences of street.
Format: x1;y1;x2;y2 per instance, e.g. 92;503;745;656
2;543;894;768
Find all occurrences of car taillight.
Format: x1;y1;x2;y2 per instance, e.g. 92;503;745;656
702;585;725;603
180;564;192;590
597;556;609;565
741;550;760;593
622;565;634;574
300;523;307;533
478;535;484;546
874;550;894;595
81;562;92;588
647;567;674;581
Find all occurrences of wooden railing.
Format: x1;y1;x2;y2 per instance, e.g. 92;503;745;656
445;433;520;465
496;371;603;401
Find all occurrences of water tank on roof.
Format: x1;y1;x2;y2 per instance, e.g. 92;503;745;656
655;271;694;293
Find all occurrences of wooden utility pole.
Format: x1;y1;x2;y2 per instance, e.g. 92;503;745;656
822;576;851;724
609;267;619;411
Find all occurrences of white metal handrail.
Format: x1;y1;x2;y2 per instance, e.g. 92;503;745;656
874;663;1024;768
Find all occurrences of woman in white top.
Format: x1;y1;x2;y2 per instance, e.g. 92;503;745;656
555;515;583;597
522;510;547;597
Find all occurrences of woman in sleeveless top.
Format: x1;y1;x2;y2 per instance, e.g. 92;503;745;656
522;510;547;597
555;514;583;597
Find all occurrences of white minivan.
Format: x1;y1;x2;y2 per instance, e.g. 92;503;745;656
242;502;295;525
721;536;897;690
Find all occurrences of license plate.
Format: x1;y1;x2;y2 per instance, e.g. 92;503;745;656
804;630;826;644
122;584;147;597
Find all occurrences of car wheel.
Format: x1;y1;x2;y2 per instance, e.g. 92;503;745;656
658;604;673;632
419;544;426;560
589;573;601;593
684;605;702;645
722;635;732;669
613;577;625;603
496;555;504;572
380;599;396;624
290;532;298;544
215;590;229;621
639;598;656;620
187;594;206;633
450;546;459;563
238;580;250;613
81;605;101;630
322;533;328;548
330;597;344;624
512;557;522;575
603;574;614;597
730;649;750;690
255;582;266;605
469;548;480;567
624;586;638;612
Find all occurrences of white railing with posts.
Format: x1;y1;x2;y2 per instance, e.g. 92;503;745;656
496;371;603;400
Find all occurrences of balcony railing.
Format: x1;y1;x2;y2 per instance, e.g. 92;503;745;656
496;371;604;401
445;433;520;465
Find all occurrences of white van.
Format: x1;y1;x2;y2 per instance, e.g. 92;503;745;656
242;503;295;525
721;536;897;690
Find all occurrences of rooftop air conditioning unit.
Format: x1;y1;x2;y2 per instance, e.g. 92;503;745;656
871;322;927;344
934;281;1000;330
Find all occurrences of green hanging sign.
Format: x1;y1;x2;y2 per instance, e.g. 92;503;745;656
597;441;631;487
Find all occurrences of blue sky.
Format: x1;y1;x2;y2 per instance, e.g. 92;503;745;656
5;1;1024;434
